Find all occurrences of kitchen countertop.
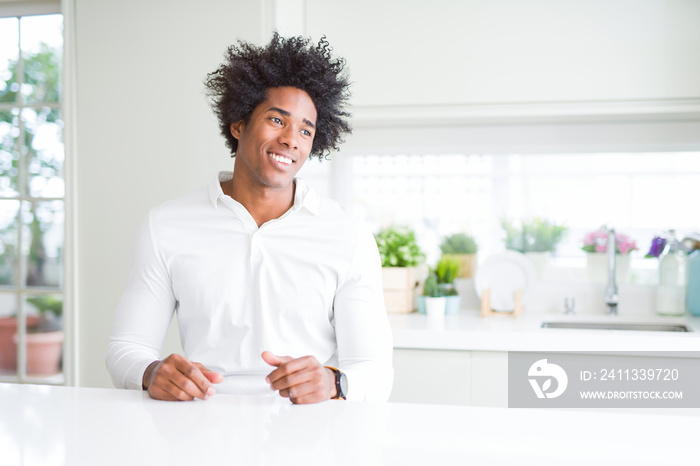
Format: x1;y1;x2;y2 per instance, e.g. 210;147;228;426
2;383;698;466
389;310;700;353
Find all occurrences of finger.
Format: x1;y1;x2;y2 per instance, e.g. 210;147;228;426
174;372;212;400
148;370;195;402
279;365;335;404
290;393;325;405
266;355;316;385
171;358;215;398
261;351;292;367
203;371;224;384
289;386;328;405
285;378;326;401
194;363;224;384
269;367;314;392
147;383;179;401
161;379;196;401
151;366;201;400
151;356;212;400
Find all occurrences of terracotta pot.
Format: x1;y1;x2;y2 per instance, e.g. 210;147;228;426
25;331;64;375
0;316;41;373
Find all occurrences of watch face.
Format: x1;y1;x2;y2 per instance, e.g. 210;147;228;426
338;372;348;397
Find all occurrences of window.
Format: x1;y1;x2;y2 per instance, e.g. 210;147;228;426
298;151;700;285
0;13;64;383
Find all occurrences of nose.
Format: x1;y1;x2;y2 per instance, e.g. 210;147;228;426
277;125;298;149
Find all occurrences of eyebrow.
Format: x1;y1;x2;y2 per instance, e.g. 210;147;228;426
267;107;316;129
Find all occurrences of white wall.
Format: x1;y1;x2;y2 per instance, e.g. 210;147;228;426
74;0;265;388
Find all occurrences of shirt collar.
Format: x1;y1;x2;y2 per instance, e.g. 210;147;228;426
209;171;318;215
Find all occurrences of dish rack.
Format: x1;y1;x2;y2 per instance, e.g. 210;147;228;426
480;288;523;317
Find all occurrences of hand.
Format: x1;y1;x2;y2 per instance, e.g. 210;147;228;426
262;351;336;404
142;354;223;401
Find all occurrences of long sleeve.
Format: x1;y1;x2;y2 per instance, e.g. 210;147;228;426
105;211;177;390
333;226;394;401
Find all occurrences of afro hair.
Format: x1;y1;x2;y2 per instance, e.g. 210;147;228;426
204;32;352;159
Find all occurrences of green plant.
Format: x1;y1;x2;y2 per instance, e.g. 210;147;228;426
435;256;459;285
423;272;441;297
439;233;478;254
501;217;568;253
26;295;62;318
374;226;425;267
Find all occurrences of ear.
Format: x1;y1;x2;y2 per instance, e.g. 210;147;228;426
230;120;244;139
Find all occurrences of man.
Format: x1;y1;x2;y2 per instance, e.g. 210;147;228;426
106;34;393;404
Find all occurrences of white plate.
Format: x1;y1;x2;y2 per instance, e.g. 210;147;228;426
474;251;538;312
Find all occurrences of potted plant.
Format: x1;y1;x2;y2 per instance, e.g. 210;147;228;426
417;256;462;315
0;314;39;374
375;226;426;313
645;236;667;258
436;256;461;315
582;228;638;283
25;295;63;376
0;295;64;376
501;217;568;278
439;233;478;278
422;272;446;318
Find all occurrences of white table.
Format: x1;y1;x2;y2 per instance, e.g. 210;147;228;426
1;383;698;465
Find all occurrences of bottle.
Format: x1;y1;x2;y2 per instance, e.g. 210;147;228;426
687;249;700;316
656;230;687;316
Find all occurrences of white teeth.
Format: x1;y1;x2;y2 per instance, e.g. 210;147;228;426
270;153;292;165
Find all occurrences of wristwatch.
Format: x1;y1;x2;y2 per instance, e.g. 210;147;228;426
326;366;348;400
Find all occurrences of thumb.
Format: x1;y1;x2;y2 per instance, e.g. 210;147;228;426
261;351;292;367
203;370;224;384
194;363;224;384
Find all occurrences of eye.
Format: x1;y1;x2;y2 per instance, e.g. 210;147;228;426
301;129;312;137
270;116;282;125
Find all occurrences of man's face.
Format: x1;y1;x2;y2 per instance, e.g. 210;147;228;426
230;87;317;191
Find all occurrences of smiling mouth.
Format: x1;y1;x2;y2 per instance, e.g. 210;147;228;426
268;152;293;165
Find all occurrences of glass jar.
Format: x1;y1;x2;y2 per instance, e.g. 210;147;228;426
687;249;700;316
656;230;687;316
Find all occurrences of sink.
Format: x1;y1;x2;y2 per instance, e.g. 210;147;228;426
541;322;692;332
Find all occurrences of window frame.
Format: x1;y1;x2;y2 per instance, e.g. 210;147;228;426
0;1;75;385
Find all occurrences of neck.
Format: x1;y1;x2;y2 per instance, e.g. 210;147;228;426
223;170;296;228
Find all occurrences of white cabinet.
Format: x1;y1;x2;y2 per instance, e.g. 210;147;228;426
470;351;509;407
388;313;700;406
390;349;472;405
305;0;700;109
390;349;508;407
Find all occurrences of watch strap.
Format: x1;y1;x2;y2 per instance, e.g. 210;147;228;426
325;366;347;400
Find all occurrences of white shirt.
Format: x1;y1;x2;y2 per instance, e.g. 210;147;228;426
106;172;393;401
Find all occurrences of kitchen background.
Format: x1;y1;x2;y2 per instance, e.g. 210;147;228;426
1;0;698;390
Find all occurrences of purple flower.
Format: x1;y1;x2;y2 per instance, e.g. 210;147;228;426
645;236;666;258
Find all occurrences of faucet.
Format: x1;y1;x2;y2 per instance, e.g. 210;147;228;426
564;296;575;315
603;225;618;315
